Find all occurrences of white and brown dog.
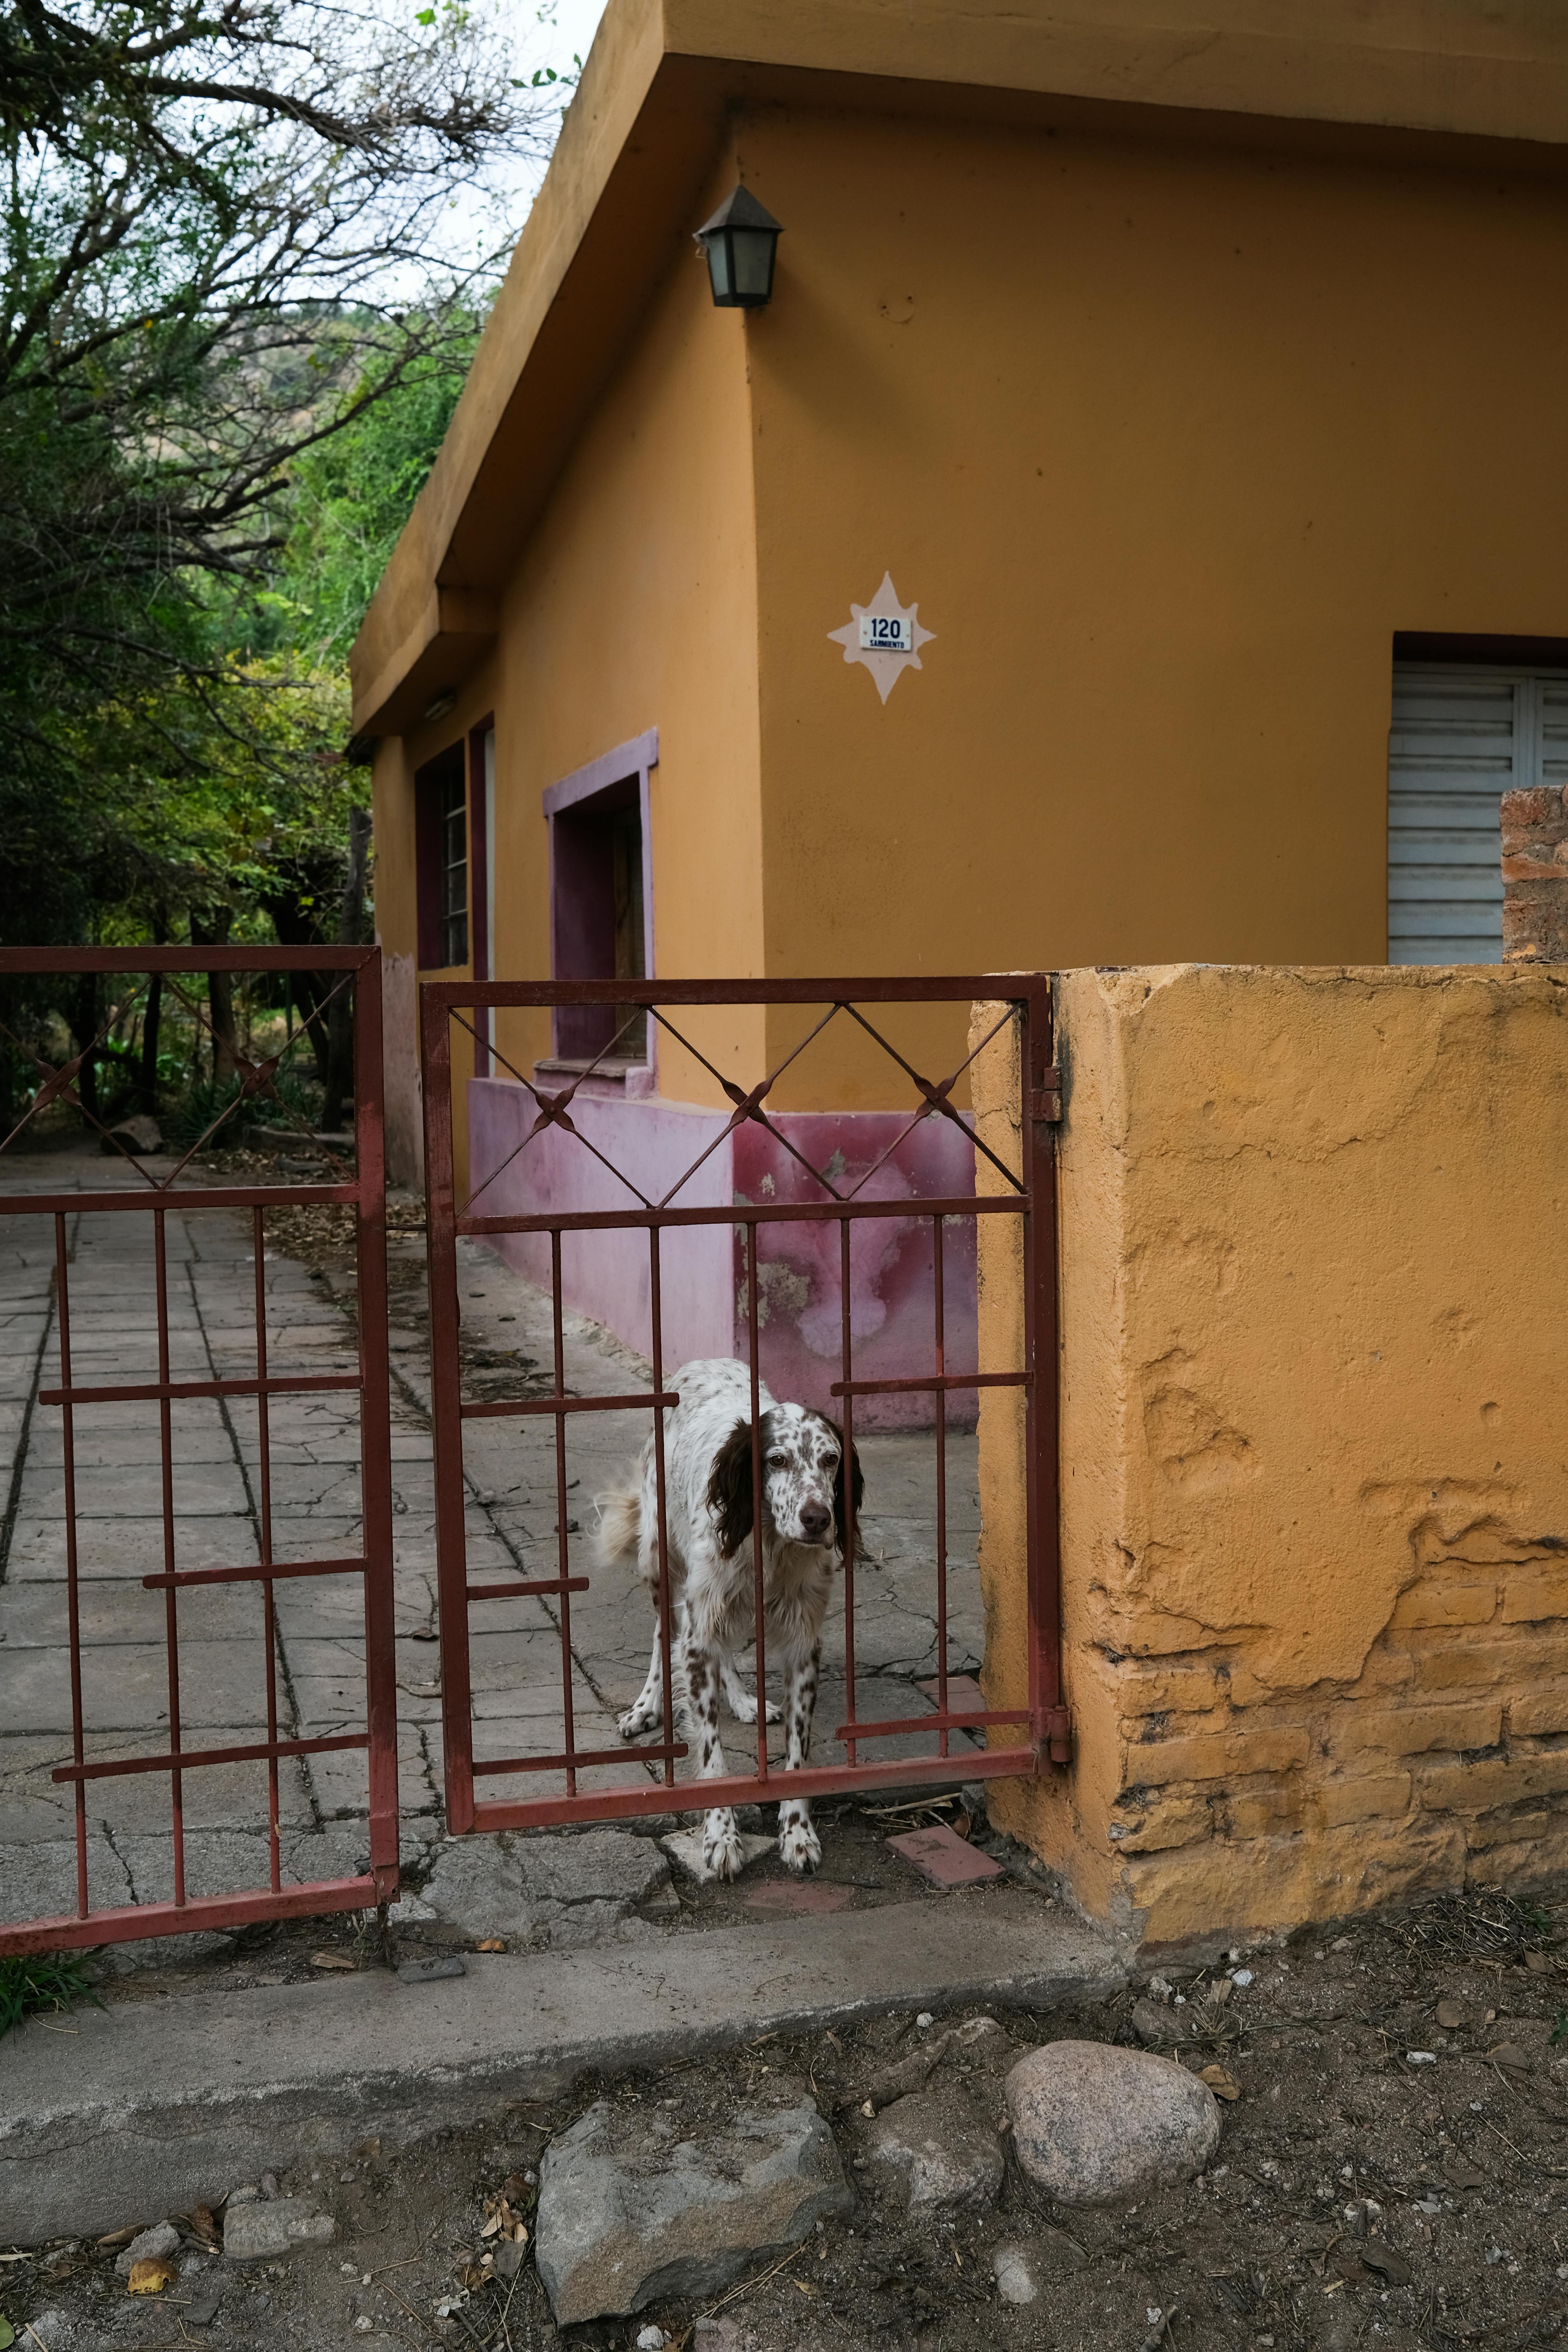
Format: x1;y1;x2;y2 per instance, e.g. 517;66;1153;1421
597;1359;862;1878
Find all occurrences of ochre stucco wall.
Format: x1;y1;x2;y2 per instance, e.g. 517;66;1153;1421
736;103;1568;1093
975;965;1568;1953
370;129;767;1178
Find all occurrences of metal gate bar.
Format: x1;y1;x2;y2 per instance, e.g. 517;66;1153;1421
421;975;1067;1838
0;946;398;1956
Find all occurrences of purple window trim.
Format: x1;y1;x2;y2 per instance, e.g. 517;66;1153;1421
468;718;494;1078
544;728;658;1074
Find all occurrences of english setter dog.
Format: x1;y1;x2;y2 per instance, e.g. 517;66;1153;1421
597;1358;862;1879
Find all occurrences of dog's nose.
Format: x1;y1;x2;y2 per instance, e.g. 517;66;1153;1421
799;1502;832;1544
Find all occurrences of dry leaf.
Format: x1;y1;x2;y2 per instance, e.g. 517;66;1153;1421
310;1950;356;1971
1200;2063;1241;2101
355;2137;381;2160
1486;2042;1533;2072
96;2224;142;2248
1435;1998;1466;2031
187;2205;222;2247
511;2223;529;2245
860;2099;874;2117
480;2214;503;2240
475;1938;505;1953
128;2257;177;2294
1525;1950;1553;1974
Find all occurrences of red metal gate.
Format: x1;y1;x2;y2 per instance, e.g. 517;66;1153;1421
421;976;1068;1837
0;947;398;1955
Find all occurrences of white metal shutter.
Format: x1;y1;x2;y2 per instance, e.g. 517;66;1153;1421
1388;667;1514;964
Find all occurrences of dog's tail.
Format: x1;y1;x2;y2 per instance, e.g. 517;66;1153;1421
594;1481;643;1574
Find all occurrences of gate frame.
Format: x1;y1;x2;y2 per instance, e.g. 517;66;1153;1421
0;944;399;1957
421;974;1068;1840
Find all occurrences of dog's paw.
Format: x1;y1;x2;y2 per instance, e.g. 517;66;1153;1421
726;1687;783;1726
617;1701;660;1741
778;1804;821;1876
702;1808;745;1881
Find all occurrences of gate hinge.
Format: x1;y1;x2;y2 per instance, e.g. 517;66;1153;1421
1042;1706;1073;1765
1030;1066;1063;1125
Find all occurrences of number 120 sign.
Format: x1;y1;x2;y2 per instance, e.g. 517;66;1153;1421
859;614;912;653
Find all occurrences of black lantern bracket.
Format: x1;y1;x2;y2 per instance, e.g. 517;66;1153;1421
694;185;783;310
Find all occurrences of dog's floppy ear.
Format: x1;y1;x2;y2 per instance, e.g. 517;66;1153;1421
706;1418;756;1559
826;1418;864;1550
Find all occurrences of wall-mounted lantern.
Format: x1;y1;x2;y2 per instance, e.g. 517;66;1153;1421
694;185;783;309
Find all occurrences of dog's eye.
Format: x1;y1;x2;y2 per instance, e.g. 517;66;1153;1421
766;1452;789;1469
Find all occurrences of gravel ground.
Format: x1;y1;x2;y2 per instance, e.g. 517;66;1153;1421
6;1883;1568;2352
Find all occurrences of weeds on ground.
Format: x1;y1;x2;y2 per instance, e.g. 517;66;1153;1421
0;1950;103;2040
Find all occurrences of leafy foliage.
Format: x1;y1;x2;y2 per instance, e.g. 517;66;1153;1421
0;0;570;971
0;1948;104;2039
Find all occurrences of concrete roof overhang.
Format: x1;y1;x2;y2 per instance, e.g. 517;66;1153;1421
349;0;1568;738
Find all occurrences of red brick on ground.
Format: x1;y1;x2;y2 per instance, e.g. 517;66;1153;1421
886;1824;1005;1888
742;1880;855;1917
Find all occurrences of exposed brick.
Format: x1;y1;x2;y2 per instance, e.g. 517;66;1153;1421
1128;1726;1310;1788
1122;1815;1464;1946
1319;1772;1411;1828
1417;1747;1568;1815
1501;1567;1568;1625
1509;1689;1568;1738
1407;1640;1540;1696
1467;1815;1568;1889
1110;1795;1211;1854
1223;1781;1305;1840
1332;1701;1501;1760
1389;1579;1498;1629
1502;784;1568;961
1115;1663;1227;1718
1463;1805;1557;1853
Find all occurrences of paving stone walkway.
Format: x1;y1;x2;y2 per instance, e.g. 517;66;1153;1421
0;1142;981;1931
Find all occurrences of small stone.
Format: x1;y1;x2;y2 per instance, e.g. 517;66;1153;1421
1131;1997;1190;2051
397;1956;466;1985
493;2235;527;2280
425;1829;671;1936
636;2330;667;2349
224;2197;337;2260
1006;2042;1222;2205
868;2087;1004;2216
115;2221;180;2279
103;1114;163;1155
1435;1998;1466;2031
1230;1968;1253;1987
992;2226;1086;2303
916;2013;935;2029
993;2244;1039;2305
185;2276;226;2326
534;2093;852;2322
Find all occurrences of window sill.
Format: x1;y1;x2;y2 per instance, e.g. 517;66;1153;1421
532;1056;657;1100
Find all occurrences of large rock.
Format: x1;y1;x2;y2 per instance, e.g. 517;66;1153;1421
421;1830;669;1947
867;2087;1004;2216
1005;2041;1221;2205
534;2093;853;2322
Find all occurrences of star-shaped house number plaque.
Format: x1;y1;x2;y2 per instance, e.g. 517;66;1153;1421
828;572;935;705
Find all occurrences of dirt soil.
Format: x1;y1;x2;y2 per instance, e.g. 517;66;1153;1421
7;1884;1568;2352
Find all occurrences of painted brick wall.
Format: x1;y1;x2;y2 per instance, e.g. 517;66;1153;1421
972;965;1568;1955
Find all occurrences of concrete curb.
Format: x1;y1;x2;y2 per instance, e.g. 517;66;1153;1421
0;1893;1121;2243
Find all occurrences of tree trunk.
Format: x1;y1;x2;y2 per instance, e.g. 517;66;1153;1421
69;972;100;1124
138;908;168;1117
190;907;237;1081
322;807;370;1134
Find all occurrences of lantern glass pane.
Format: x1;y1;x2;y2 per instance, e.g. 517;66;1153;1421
731;228;775;301
703;229;734;303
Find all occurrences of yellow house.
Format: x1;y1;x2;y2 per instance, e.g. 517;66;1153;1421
362;0;1568;1217
352;0;1568;1946
357;0;1568;1186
